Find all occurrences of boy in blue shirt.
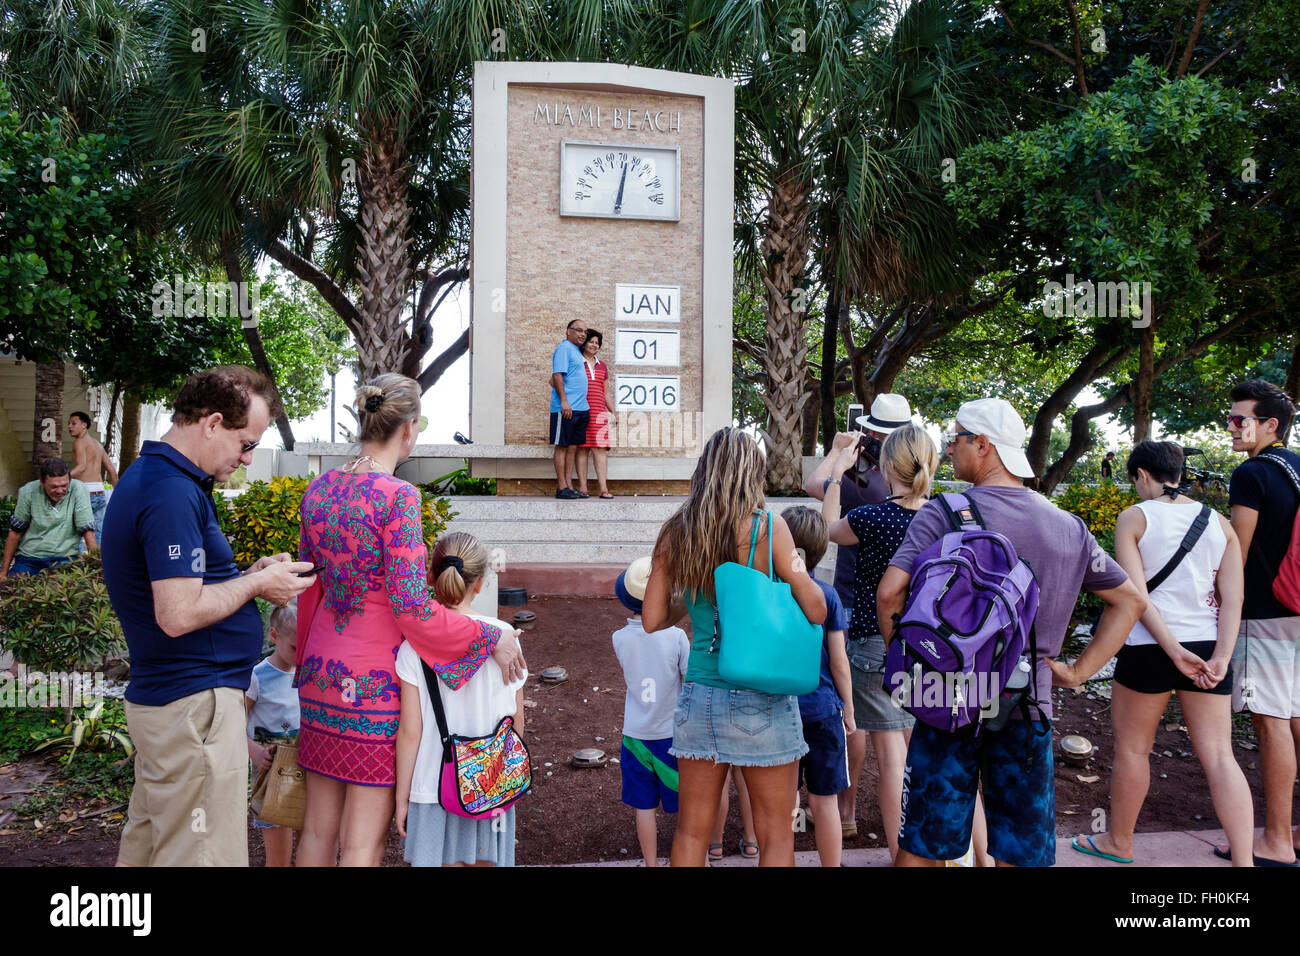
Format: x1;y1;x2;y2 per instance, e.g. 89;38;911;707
246;603;301;866
782;506;855;867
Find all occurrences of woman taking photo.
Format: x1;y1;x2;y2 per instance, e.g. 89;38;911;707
575;328;616;498
642;427;826;866
1068;441;1252;866
295;373;525;866
823;424;946;862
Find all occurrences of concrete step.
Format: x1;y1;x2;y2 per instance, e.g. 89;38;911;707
483;541;659;564
443;496;839;573
445;496;685;521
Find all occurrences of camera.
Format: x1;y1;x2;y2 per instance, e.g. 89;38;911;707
1179;447;1225;492
843;403;881;481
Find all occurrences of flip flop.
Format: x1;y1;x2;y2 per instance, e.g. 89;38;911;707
1071;835;1133;864
1212;846;1232;862
1253;854;1299;867
599;492;614;499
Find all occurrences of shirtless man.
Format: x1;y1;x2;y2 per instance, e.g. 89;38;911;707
68;411;119;544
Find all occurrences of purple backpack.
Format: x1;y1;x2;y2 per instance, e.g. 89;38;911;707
883;493;1040;733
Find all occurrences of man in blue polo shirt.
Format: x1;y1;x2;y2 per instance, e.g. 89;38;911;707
551;318;591;499
102;365;315;867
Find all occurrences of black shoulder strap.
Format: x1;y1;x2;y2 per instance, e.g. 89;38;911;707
1145;505;1212;594
1258;452;1300;498
936;491;984;532
419;658;455;761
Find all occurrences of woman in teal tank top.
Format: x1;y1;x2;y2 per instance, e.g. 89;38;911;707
642;427;827;867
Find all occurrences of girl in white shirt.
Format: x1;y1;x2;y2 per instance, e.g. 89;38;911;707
1072;441;1253;866
395;532;527;866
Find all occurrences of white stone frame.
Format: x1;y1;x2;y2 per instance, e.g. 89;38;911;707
470;61;734;458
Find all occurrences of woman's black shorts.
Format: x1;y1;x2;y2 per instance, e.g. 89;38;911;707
1113;640;1232;695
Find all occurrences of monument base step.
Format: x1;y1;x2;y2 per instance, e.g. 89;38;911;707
498;563;629;599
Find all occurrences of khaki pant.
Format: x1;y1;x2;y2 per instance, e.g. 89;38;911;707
118;687;249;867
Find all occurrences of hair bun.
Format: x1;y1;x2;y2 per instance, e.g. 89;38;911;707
365;394;385;413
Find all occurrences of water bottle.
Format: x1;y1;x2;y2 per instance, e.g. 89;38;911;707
983;658;1032;732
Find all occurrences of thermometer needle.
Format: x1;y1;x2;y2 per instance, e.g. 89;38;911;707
613;162;628;214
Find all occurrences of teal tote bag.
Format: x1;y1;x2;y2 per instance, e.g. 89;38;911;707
713;511;823;695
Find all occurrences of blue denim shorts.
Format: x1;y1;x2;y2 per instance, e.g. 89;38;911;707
669;682;808;767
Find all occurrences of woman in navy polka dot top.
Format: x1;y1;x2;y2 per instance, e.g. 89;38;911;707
822;423;939;860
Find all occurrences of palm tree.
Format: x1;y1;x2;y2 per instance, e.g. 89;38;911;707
137;0;557;394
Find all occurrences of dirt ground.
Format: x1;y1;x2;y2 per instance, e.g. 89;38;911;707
0;595;1271;866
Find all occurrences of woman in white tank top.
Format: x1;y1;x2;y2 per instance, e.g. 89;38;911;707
1072;441;1254;867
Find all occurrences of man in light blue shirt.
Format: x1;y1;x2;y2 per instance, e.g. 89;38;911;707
551;319;591;499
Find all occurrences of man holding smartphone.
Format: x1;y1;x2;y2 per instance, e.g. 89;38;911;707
102;366;316;867
803;392;913;836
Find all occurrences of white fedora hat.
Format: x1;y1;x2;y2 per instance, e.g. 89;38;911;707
856;393;913;434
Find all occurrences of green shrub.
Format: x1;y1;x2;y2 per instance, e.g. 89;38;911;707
425;461;496;496
0;495;15;531
221;475;457;566
223;475;311;566
1055;481;1140;624
31;698;132;765
0;553;125;675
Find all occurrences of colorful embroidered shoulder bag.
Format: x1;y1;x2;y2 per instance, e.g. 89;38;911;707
418;658;532;819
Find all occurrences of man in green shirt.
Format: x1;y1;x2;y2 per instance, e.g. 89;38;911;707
0;458;96;578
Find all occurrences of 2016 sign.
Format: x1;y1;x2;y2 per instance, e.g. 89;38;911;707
615;329;680;367
615;375;680;411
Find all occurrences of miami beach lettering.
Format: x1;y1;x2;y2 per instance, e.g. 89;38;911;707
535;102;682;132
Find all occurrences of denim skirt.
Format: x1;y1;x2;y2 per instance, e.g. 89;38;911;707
669;681;808;766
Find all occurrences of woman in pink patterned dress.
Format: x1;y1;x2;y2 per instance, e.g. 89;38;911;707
295;373;524;866
576;328;617;498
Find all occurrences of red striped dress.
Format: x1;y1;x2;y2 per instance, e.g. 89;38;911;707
582;359;611;449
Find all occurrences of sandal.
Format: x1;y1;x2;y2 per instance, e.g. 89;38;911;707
738;839;759;859
841;820;858;840
707;843;724;863
599;491;614;499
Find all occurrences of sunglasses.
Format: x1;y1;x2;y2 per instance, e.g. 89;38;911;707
942;430;976;446
1224;415;1270;429
239;438;259;454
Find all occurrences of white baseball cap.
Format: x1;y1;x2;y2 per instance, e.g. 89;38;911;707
954;398;1036;479
856;393;912;434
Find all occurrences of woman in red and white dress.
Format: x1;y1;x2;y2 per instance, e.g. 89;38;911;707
576;329;616;498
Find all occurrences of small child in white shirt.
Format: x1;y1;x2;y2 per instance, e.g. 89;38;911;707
395;532;527;867
613;556;691;867
246;602;301;867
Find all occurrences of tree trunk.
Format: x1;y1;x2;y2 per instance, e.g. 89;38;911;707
801;385;820;457
1132;322;1156;443
220;235;296;450
104;380;123;466
119;392;142;473
759;174;812;495
819;288;841;454
355;132;414;382
33;362;65;477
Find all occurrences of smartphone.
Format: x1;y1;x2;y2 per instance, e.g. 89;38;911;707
297;564;328;578
846;403;865;433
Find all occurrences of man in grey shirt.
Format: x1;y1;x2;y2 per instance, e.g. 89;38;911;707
878;398;1144;867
